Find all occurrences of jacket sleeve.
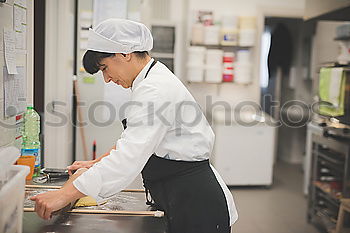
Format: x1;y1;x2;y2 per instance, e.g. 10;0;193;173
73;83;173;200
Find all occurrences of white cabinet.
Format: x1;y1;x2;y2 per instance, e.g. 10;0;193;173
212;113;276;186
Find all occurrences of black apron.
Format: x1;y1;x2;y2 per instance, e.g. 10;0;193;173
124;60;231;233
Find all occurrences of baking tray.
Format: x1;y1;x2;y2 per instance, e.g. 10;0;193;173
24;186;164;217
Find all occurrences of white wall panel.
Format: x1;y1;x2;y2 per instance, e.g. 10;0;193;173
44;0;74;167
0;100;16;147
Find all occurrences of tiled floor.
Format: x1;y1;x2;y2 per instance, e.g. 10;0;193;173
230;162;319;233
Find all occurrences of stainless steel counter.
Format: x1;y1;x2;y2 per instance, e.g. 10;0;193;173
23;179;167;233
23;212;167;233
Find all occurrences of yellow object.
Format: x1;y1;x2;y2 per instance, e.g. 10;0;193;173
74;196;98;207
83;76;95;84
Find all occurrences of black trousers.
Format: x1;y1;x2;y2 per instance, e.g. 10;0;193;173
142;155;231;233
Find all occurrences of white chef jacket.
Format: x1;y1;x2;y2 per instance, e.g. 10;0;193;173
73;59;238;225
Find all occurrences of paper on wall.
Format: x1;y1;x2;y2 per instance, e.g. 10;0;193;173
14;4;27;50
3;28;18;75
3;66;27;117
14;5;23;32
14;0;27;8
22;7;27;25
17;26;26;50
15;30;25;50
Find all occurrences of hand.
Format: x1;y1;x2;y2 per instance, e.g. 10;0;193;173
30;189;71;220
67;160;95;175
30;184;85;220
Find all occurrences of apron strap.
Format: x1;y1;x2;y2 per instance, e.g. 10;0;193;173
145;59;157;79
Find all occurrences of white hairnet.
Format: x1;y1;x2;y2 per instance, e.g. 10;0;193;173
87;18;153;53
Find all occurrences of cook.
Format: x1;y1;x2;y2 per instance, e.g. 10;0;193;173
31;18;238;233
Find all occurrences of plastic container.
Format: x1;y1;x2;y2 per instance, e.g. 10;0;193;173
205;49;223;67
234;62;252;84
223;52;235;63
0;146;29;233
234;72;252;84
220;28;239;46
220;15;238;45
205;67;222;83
239;16;256;29
204;25;220;45
191;23;205;44
22;106;41;177
187;65;204;82
199;11;214;26
223;64;234;82
239;28;256;46
223;73;234;82
236;50;251;63
223;52;235;82
188;46;206;66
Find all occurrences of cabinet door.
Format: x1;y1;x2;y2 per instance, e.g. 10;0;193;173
213;125;275;186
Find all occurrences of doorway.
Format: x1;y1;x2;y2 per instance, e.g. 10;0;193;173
260;17;314;163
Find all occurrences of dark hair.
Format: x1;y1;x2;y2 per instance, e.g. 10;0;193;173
82;50;115;74
82;50;149;74
133;51;149;59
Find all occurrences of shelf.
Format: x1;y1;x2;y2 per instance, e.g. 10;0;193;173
315;206;338;224
312;134;350;155
314;207;337;232
315;151;345;172
335;36;350;41
318;148;345;164
309;208;336;233
314;181;342;205
319;162;344;177
318;154;344;171
318;164;344;178
309;132;350;233
189;43;252;49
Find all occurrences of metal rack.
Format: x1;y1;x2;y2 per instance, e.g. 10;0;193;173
308;134;350;232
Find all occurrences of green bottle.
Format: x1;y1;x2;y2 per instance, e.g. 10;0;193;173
21;106;41;177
